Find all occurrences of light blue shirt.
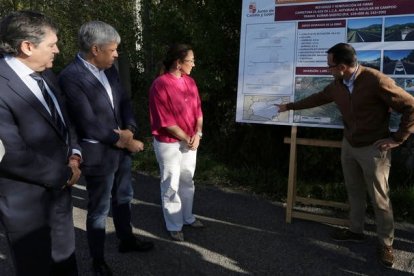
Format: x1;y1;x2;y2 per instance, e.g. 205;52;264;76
77;53;114;108
342;64;359;94
77;54;118;144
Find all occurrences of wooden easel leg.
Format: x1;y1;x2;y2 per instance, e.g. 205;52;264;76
286;126;298;223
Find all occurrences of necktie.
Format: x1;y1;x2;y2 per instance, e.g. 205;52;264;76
30;72;68;140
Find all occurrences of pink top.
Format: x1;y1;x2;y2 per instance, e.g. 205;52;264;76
149;73;203;143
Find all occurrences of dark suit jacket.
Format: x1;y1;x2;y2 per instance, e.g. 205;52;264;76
0;58;79;191
59;57;137;175
0;58;80;258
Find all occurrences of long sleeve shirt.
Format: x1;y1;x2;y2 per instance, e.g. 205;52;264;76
287;66;414;147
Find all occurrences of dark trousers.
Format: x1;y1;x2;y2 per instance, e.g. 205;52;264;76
0;184;77;276
51;253;78;276
85;154;134;260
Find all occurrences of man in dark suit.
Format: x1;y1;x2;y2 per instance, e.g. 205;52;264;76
59;21;153;276
0;11;81;276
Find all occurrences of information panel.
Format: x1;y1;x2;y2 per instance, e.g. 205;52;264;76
236;0;414;129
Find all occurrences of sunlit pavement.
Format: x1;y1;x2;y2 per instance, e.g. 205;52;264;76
1;172;414;275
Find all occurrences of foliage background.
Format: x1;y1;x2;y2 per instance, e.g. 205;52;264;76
0;0;413;221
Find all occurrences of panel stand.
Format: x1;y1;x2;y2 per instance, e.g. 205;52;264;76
284;126;349;226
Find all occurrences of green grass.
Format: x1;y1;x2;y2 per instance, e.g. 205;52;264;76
296;181;348;203
131;138;159;176
391;186;414;223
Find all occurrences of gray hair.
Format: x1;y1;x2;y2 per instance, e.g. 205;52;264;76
0;11;57;56
78;21;121;54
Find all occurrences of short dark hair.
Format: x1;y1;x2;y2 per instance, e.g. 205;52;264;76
0;10;57;56
326;43;357;67
161;43;193;73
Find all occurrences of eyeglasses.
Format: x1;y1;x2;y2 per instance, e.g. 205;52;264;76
327;63;339;69
184;59;195;64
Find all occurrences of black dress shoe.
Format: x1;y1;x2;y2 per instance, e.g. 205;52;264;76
119;237;154;253
92;259;112;276
51;253;78;276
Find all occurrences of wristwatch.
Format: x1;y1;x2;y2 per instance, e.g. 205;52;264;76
126;125;137;134
196;131;203;139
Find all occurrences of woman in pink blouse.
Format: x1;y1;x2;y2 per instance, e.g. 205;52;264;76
149;44;204;241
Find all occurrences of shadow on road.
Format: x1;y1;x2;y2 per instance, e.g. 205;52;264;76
1;172;413;275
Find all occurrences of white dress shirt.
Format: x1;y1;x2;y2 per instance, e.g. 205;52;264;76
5;56;66;121
5;56;81;156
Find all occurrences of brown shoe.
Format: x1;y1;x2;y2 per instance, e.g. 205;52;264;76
188;219;204;228
331;228;366;242
378;244;394;268
170;231;184;242
119;237;154;253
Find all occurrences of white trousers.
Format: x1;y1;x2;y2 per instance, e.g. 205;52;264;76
153;139;197;231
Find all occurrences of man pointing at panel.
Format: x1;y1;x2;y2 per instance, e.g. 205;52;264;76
278;43;414;268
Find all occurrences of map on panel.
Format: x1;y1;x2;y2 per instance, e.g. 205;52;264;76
243;95;290;122
236;0;414;129
292;77;343;127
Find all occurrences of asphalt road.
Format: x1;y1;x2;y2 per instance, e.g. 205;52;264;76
1;173;413;275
